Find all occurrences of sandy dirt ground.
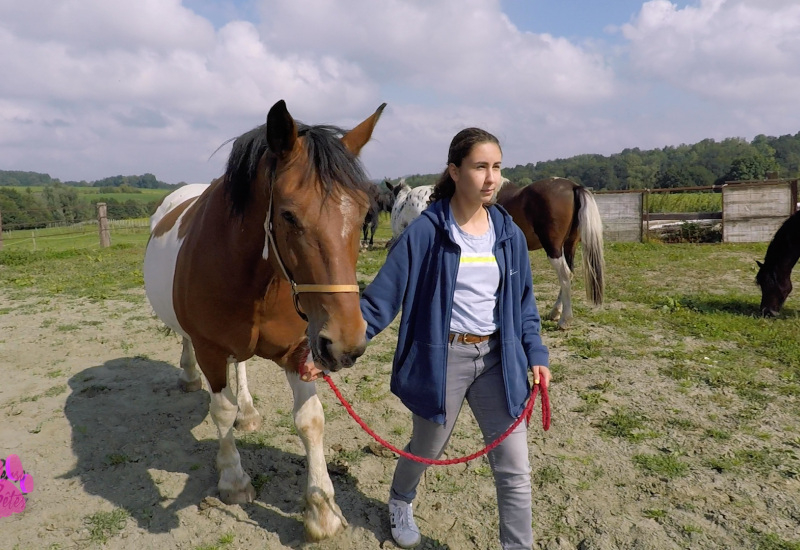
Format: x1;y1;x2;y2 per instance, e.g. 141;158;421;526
1;272;799;549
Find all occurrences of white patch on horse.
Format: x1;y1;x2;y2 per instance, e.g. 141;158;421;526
338;194;359;239
144;184;208;338
390;184;434;239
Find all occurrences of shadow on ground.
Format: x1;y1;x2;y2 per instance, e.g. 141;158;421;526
61;357;423;547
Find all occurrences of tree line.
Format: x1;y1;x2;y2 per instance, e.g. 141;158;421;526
0;172;182;230
0;184;164;231
386;132;800;190
3;130;800;230
0;171;177;189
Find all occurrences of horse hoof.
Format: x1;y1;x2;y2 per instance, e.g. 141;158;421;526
179;376;203;392
304;503;347;542
219;483;256;505
234;409;262;432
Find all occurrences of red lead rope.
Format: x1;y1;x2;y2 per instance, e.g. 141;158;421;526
321;373;550;466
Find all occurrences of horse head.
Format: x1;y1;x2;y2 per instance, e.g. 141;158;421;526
755;259;791;317
264;100;386;370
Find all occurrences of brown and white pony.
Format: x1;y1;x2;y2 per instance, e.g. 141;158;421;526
497;177;605;329
143;99;385;540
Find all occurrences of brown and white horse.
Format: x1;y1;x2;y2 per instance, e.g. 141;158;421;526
497;177;605;329
144;99;385;540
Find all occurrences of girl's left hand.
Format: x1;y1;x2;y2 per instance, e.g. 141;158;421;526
299;356;324;382
531;365;551;389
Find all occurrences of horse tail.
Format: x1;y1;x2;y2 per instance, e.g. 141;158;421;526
575;187;605;305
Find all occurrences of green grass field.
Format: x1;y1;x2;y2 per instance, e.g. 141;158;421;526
0;219;150;253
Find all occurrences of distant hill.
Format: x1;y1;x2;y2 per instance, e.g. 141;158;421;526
386;131;800;190
5;129;800;193
0;170;179;190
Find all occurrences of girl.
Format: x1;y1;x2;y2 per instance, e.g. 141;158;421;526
305;127;551;549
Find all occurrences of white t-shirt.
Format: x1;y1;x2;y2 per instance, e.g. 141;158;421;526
448;214;500;335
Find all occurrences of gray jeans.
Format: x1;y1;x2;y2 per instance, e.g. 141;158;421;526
390;336;533;550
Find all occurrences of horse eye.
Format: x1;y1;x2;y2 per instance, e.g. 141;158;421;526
281;211;300;228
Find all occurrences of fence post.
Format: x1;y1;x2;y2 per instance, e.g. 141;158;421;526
97;203;111;248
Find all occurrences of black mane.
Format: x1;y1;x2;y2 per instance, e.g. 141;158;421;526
223;122;371;217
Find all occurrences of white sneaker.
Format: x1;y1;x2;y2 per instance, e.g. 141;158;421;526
388;498;421;548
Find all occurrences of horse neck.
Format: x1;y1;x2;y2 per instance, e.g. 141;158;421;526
215;173;277;286
764;214;800;275
396;186;411;202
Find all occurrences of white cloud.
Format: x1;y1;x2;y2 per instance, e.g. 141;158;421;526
0;0;798;184
622;0;800;103
258;0;615;107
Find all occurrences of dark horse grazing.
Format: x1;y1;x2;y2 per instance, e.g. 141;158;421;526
143;100;385;541
756;209;800;316
361;179;395;248
496;177;605;329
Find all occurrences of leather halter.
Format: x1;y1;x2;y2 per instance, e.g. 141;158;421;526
264;172;360;321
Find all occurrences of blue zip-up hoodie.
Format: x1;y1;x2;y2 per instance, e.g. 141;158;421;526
360;198;549;424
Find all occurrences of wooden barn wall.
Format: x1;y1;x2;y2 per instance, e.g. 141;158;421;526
594;192;642;242
722;182;795;243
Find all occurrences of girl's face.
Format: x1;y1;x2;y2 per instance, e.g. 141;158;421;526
448;141;502;206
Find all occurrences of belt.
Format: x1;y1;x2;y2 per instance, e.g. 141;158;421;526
449;331;495;345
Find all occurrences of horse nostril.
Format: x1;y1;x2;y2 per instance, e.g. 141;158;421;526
318;336;334;361
339;353;357;369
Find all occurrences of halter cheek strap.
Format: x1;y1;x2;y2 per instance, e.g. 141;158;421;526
264;174;360;321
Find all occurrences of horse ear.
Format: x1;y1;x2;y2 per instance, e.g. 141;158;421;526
341;103;387;156
384;180;394;192
266;99;297;157
756;260;764;268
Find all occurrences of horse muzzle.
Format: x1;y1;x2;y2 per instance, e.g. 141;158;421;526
312;333;366;372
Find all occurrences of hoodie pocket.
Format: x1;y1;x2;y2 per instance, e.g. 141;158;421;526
393;342;445;412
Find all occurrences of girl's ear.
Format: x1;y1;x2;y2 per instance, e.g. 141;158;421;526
447;163;459;183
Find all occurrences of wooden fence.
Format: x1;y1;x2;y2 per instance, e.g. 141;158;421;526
0;203;150;251
595;179;798;243
722;180;798;243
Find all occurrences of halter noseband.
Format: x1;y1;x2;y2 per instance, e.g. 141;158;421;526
264;173;360;321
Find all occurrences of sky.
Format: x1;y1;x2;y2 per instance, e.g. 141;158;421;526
1;0;799;185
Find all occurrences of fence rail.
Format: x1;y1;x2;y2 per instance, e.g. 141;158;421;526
0;203;150;251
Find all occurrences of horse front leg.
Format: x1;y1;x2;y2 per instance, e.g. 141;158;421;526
194;341;256;505
285;369;346;541
178;337;203;392
207;382;256;504
230;360;262;432
548;255;574;329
